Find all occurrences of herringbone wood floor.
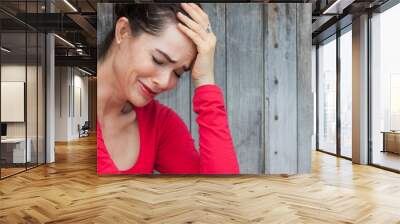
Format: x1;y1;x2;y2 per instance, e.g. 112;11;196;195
0;134;400;224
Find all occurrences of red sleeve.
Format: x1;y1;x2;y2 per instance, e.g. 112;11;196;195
154;84;240;174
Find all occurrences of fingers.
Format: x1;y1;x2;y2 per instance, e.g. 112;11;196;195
177;12;208;40
188;3;208;20
180;3;209;29
176;3;217;54
177;23;203;46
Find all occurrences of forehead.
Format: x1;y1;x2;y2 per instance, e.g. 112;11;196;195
144;23;196;63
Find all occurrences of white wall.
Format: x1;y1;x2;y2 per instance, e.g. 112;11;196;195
54;66;89;141
55;66;69;141
1;65;26;132
72;72;89;138
1;63;46;164
1;82;25;122
1;65;36;137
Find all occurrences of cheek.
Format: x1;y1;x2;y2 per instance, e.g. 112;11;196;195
115;54;154;84
134;62;159;81
161;76;178;93
113;48;134;80
113;60;135;90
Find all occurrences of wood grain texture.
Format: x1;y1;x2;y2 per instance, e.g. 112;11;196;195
227;3;264;174
97;3;114;57
96;3;313;174
296;3;313;173
265;3;298;174
1;135;400;223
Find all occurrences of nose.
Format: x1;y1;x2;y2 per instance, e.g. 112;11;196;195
151;70;173;91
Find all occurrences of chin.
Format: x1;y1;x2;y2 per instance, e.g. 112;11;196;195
128;83;154;108
129;95;152;108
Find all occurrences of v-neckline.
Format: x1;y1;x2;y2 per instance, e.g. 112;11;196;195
99;107;143;173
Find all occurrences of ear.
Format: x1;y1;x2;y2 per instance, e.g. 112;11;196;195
114;17;131;45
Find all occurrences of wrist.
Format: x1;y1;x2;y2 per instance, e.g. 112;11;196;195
193;75;215;88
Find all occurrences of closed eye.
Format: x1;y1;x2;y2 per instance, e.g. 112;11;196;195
152;56;164;65
153;54;182;79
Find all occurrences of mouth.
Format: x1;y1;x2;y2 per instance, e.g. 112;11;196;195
138;80;158;99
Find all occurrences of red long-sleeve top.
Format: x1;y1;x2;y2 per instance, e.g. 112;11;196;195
97;84;240;174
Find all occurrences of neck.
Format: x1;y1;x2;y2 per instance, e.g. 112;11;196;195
97;53;129;124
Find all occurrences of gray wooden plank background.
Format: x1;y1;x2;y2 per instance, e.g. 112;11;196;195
265;3;298;174
297;3;313;173
227;3;265;174
97;3;312;174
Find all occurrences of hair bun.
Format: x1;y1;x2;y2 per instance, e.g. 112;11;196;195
99;3;202;60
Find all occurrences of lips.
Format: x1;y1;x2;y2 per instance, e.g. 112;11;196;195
138;80;157;99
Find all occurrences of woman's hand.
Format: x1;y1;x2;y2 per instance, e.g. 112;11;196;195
177;3;216;88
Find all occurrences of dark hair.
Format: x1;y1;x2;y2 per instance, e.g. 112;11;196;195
98;3;202;60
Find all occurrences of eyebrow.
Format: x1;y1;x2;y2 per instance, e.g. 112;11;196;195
156;49;177;63
156;49;190;71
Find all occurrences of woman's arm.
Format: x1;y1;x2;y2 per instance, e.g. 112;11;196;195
154;84;240;174
154;3;238;174
193;84;240;173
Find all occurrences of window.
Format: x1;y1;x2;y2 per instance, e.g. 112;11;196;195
0;1;47;179
370;2;400;171
317;36;337;155
340;28;352;158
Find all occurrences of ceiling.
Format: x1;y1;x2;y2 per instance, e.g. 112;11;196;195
0;0;97;74
309;0;390;43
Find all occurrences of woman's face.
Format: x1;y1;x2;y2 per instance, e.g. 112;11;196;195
112;20;197;107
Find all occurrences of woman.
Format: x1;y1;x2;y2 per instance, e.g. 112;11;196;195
97;3;239;174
